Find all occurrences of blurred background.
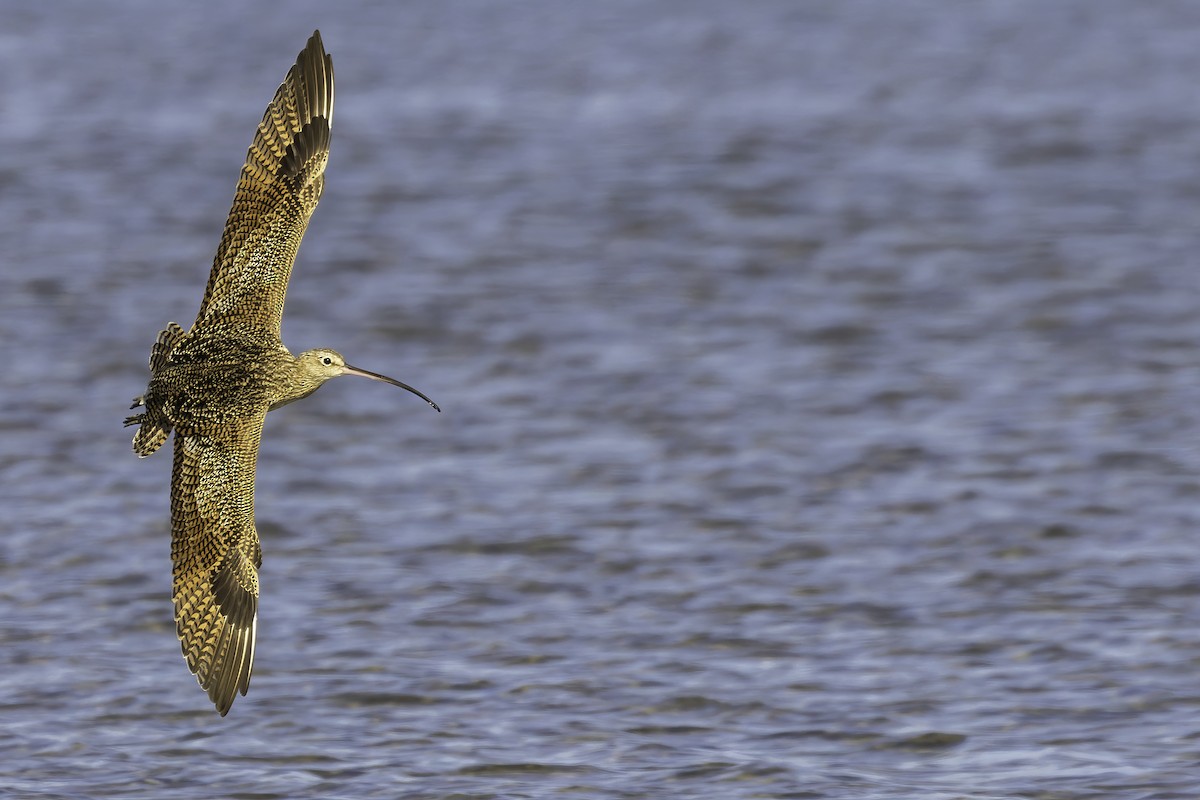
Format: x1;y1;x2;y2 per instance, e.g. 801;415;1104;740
3;1;1200;797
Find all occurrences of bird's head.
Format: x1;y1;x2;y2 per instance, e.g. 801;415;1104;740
296;348;440;411
298;348;350;380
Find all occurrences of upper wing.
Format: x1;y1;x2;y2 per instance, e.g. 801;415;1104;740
170;411;267;716
193;30;334;336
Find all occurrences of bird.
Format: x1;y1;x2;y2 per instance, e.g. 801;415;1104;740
124;30;440;716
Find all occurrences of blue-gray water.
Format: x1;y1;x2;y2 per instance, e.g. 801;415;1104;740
4;1;1200;797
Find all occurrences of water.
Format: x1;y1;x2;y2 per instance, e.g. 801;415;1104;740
3;1;1200;797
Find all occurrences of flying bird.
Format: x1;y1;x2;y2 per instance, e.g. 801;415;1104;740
125;30;439;716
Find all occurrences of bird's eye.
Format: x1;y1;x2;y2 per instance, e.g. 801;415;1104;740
322;356;333;366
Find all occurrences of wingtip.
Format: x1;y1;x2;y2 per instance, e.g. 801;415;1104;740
306;29;326;56
295;28;334;129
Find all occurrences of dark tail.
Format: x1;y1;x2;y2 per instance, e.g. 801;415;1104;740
125;413;171;457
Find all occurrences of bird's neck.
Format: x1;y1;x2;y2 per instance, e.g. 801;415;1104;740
267;352;325;411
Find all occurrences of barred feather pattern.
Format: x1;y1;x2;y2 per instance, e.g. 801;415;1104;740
125;31;335;716
126;322;187;456
194;30;333;337
170;413;265;715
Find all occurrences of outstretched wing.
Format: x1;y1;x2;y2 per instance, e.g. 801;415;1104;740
193;30;334;336
170;412;266;716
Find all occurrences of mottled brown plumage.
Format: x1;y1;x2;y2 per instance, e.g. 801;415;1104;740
124;31;439;716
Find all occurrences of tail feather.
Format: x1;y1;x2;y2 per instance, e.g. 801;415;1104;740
151;323;186;372
125;412;171;457
127;322;184;457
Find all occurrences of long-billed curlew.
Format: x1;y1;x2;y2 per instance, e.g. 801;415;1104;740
124;31;439;716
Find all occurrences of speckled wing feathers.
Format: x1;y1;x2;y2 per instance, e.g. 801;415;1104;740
159;31;334;715
194;31;334;335
171;413;266;716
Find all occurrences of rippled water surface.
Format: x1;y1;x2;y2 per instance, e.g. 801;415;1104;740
6;2;1200;797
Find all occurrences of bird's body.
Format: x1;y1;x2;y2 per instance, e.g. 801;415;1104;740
125;31;438;716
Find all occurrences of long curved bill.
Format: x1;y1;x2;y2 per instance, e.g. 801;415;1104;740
344;364;441;412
